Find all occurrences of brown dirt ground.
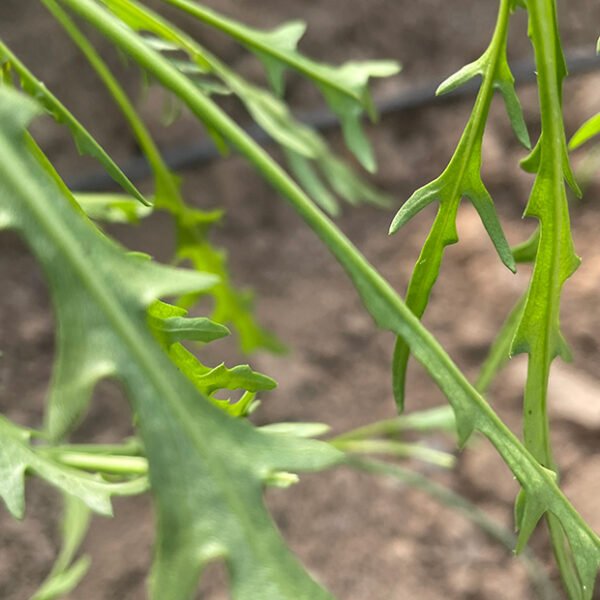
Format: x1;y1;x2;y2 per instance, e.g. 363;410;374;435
1;1;600;598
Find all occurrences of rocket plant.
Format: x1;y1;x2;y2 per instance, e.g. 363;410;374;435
0;0;598;598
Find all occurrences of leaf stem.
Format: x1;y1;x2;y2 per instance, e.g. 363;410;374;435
46;450;149;476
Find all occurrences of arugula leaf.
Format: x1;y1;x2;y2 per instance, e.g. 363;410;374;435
510;1;592;596
160;0;400;171
149;300;231;345
0;86;341;599
388;0;526;410
101;0;391;214
0;417;144;518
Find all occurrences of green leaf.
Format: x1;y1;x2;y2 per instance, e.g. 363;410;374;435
160;0;400;169
167;344;276;398
252;20;307;95
0;40;148;206
494;62;531;149
32;556;90;600
510;2;595;596
0;417;142;519
31;496;92;600
102;0;389;213
511;228;540;263
222;73;320;158
149;301;231;345
0;86;341;599
156;316;230;345
388;0;524;410
195;363;277;395
285;150;340;216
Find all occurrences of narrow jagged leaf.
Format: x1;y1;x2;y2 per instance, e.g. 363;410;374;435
168;344;276;397
318;83;376;172
391;200;459;411
495;61;531;148
103;0;390;213
223;74;319;158
196;363;277;395
156;316;230;345
511;3;597;595
466;183;516;272
0;417;141;518
160;0;400;169
511;170;580;359
388;0;525;410
0;87;341;599
319;153;392;209
389;172;513;410
0;40;147;205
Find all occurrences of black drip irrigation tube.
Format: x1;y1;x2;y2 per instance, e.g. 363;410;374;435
69;49;600;192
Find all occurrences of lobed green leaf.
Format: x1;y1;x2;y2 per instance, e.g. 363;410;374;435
0;86;341;599
0;417;144;519
104;0;391;213
389;0;525;410
160;0;400;170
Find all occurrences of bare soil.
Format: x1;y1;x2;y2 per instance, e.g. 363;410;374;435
1;1;600;598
